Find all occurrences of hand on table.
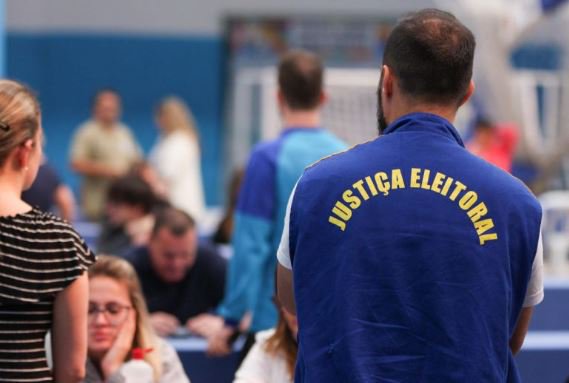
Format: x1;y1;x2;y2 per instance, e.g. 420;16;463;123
206;325;236;357
150;312;180;337
186;313;224;339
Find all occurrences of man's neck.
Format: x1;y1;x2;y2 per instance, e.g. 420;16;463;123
282;109;321;128
389;102;458;126
0;172;30;216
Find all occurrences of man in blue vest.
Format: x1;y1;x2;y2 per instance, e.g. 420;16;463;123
277;9;543;382
208;50;346;357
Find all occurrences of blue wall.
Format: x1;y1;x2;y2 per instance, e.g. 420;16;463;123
0;1;4;76
7;32;225;205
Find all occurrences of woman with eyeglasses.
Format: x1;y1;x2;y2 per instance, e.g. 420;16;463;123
85;255;190;383
0;80;95;383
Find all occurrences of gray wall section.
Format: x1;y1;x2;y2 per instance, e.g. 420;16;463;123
6;0;435;35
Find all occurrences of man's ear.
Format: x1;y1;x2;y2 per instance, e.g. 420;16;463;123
382;65;395;98
459;80;475;107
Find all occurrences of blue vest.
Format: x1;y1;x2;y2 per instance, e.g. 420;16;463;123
289;113;541;382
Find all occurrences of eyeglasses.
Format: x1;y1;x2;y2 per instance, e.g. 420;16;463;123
88;302;132;326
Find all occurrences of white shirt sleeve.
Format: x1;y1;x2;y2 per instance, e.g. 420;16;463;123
523;230;544;307
276;185;297;270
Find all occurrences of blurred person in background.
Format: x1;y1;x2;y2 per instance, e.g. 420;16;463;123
466;118;518;173
22;158;75;222
0;79;96;383
210;168;244;258
85;255;189;383
70;89;141;221
97;173;164;258
128;207;226;337
233;297;298;383
149;97;206;223
208;50;346;358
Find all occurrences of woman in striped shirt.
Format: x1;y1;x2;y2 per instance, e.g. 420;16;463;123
0;79;95;383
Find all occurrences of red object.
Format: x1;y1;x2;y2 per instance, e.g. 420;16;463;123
131;347;154;359
467;123;518;172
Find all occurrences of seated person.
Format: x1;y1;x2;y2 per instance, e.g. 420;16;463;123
128;207;227;337
97;174;162;257
85;255;190;383
233;297;298;383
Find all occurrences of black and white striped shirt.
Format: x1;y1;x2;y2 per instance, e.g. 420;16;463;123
0;209;95;383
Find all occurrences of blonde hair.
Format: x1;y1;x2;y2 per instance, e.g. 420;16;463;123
156;97;199;145
88;255;163;382
0;80;40;166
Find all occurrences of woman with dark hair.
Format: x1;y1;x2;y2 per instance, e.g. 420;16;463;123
97;173;164;257
0;79;95;382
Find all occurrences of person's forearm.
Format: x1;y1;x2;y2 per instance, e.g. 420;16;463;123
510;306;533;355
218;216;273;322
53;365;85;383
277;263;296;315
52;275;89;383
101;360;123;381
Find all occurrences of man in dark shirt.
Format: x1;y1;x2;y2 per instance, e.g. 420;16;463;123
128;207;226;337
22;161;75;221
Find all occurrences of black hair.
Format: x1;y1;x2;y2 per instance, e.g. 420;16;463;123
383;8;476;105
278;50;323;110
474;117;494;131
151;207;196;238
107;174;158;215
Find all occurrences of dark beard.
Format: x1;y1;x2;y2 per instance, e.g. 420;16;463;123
377;70;388;135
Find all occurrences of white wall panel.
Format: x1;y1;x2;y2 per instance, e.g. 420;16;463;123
6;0;434;35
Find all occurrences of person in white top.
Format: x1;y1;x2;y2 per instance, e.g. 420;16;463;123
149;97;205;222
233;299;298;383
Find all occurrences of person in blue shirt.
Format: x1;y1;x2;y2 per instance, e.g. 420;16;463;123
277;9;543;383
208;50;346;357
